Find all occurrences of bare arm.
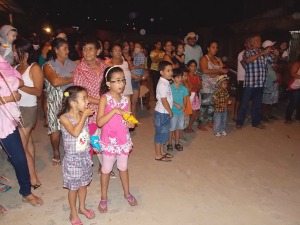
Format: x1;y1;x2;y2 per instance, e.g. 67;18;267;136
19;64;43;97
97;95;127;127
43;64;73;87
59;109;93;137
163;54;179;69
200;57;226;76
0;92;21;105
161;98;173;117
290;62;300;79
245;47;271;63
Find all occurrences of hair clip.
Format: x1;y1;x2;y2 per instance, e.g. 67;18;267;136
64;91;69;97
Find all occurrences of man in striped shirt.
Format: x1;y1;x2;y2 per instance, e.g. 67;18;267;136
236;34;278;129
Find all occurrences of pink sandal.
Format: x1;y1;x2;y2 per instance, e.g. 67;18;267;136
98;200;108;213
78;209;95;219
125;194;138;206
69;217;83;225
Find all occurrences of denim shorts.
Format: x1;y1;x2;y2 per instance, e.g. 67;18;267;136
131;79;141;90
153;111;170;144
169;114;185;131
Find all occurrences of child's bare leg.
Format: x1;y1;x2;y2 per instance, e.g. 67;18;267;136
78;186;88;213
168;131;174;145
155;143;162;158
68;190;79;220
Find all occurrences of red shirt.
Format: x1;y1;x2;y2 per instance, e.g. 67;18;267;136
188;74;201;92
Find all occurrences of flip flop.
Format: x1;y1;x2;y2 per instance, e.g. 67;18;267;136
78;209;95;219
31;184;42;190
124;194;138;206
0;183;11;193
69;217;83;225
0;205;7;215
98;200;108;213
164;153;174;158
155;156;172;162
52;158;61;166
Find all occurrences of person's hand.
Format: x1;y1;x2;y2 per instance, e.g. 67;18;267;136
169;112;174;118
69;71;74;77
262;46;272;55
220;103;227;108
13;91;21;101
219;68;228;74
126;121;135;128
83;108;94;117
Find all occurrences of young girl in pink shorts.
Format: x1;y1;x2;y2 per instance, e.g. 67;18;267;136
97;66;138;213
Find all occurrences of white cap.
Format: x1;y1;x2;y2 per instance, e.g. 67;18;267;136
262;40;276;48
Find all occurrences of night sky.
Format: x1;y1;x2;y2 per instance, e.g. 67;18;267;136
12;0;287;35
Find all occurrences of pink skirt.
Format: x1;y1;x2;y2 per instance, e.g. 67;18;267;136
191;93;201;110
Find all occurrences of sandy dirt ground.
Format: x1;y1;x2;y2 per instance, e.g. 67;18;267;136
0;97;300;225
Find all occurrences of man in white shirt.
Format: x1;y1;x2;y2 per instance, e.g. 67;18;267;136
184;32;203;68
233;38;251;121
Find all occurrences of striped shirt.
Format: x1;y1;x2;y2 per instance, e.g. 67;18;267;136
243;48;274;88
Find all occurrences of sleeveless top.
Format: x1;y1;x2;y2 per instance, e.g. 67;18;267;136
46;59;76;92
201;55;221;94
16;63;37;107
100;93;133;156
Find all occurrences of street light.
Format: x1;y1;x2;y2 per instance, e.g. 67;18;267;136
44;27;51;33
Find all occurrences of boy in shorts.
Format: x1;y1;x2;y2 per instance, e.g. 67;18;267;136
154;61;173;162
167;69;188;151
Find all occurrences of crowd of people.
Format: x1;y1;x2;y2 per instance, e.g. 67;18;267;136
0;23;300;224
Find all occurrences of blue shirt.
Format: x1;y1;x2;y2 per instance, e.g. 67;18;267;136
184;44;203;67
171;83;188;115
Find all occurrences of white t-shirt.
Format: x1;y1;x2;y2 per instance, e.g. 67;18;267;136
155;77;173;114
117;60;133;95
184;44;203;67
237;50;245;81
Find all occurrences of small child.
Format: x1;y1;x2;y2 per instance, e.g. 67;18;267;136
97;66;137;213
187;60;202;132
154;61;174;162
172;42;185;69
212;75;230;137
58;86;95;224
181;67;193;139
130;42;146;117
0;25;18;65
167;68;188;151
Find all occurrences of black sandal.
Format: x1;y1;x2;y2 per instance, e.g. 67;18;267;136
166;144;173;151
174;144;183;151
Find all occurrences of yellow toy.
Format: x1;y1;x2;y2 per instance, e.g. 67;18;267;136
122;113;139;125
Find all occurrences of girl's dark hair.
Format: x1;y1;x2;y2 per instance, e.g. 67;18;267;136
206;40;218;49
187;59;197;68
100;66;124;95
80;36;101;51
52;29;66;40
47;38;68;61
13;38;39;64
57;85;87;118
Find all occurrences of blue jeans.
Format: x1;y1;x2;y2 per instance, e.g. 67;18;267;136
237;87;264;126
153;111;170;144
285;89;300;121
0;129;31;197
213;111;227;133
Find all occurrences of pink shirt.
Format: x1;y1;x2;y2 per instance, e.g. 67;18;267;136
100;93;132;156
0;56;22;138
74;58;107;124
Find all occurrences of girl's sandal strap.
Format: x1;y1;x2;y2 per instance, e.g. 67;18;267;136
98;200;108;213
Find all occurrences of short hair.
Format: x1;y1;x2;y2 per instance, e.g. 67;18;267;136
80;36;101;50
158;61;172;71
172;68;183;77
